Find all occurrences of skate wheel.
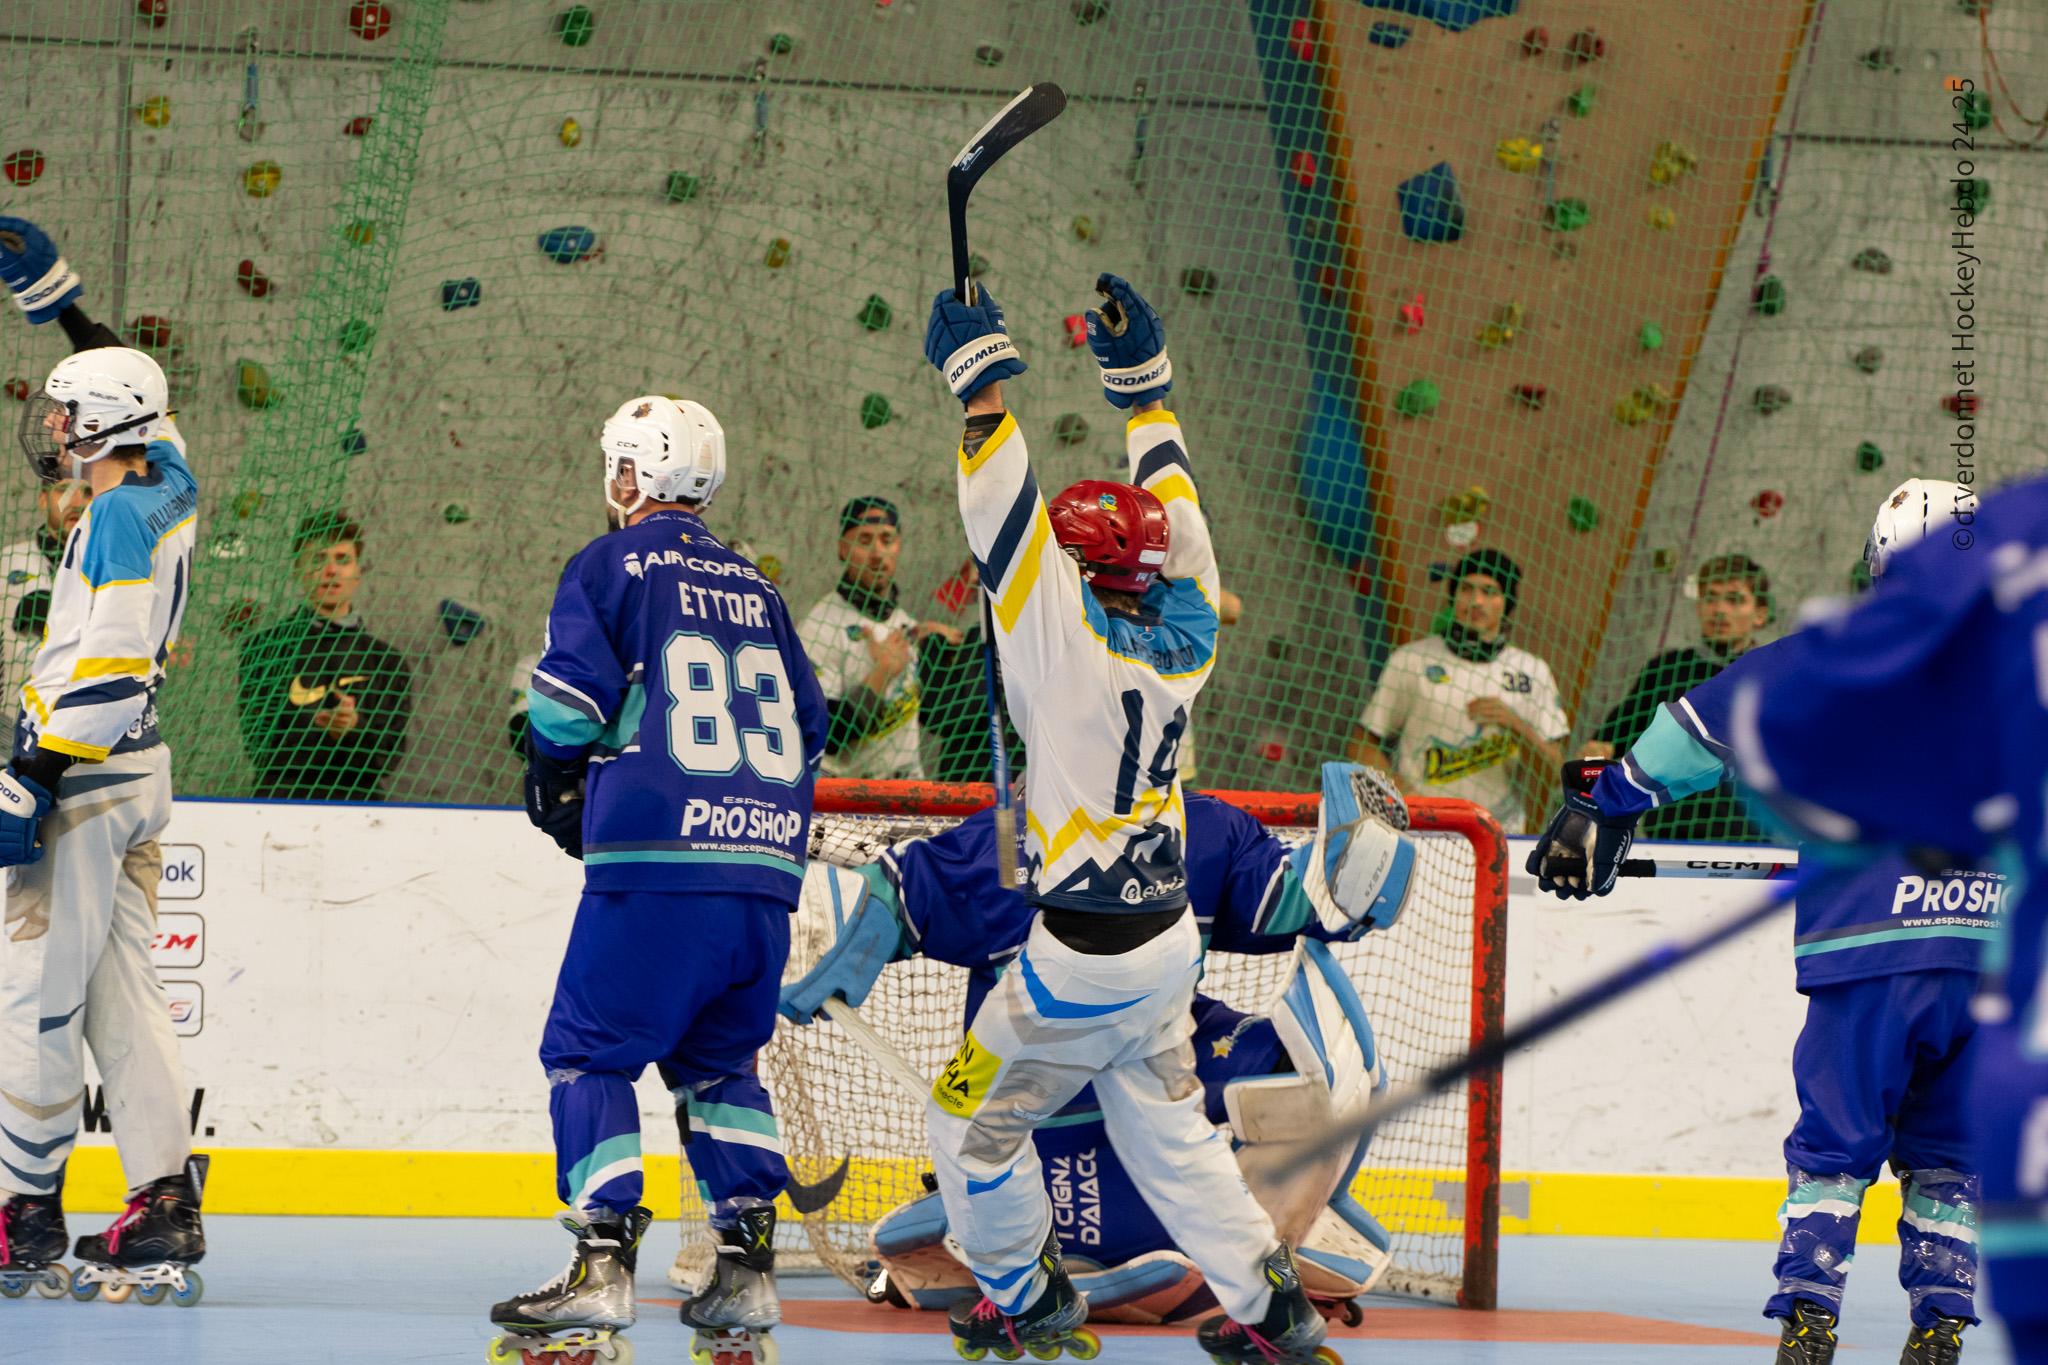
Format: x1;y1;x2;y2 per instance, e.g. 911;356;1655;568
102;1281;132;1303
1312;1348;1343;1365
952;1345;987;1363
36;1267;70;1299
68;1276;99;1302
484;1338;521;1365
1025;1345;1060;1361
0;1277;27;1299
1066;1331;1100;1361
994;1349;1024;1363
172;1270;204;1307
602;1340;634;1365
1339;1301;1363;1328
135;1282;169;1306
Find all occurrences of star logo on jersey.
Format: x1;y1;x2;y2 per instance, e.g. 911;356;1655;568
1424;664;1449;684
288;675;369;707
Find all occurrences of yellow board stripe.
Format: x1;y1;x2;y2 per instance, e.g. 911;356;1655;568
71;657;151;681
958;411;1018;477
993;511;1050;633
60;1148;1905;1244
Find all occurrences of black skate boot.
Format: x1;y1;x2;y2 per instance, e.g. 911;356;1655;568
949;1231;1097;1362
489;1204;651;1364
1773;1300;1839;1364
1195;1242;1335;1365
682;1203;783;1364
0;1192;70;1298
71;1154;207;1306
1901;1314;1968;1364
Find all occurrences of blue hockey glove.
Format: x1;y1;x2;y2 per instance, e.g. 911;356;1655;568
925;286;1025;403
0;217;83;325
779;865;908;1023
1085;272;1171;409
1526;758;1639;900
524;747;587;860
0;766;53;868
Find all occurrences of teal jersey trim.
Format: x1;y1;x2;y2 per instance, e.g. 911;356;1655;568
1791;923;2003;958
581;848;803;878
528;687;604;749
1630;707;1727;802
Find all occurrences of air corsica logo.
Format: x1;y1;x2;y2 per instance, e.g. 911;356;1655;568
623;553;643;579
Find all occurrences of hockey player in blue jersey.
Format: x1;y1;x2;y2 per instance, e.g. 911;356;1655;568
1528;479;2008;1365
492;395;828;1365
776;763;1418;1324
1717;471;2048;1365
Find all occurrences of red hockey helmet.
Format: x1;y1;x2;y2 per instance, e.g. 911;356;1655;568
1046;479;1170;594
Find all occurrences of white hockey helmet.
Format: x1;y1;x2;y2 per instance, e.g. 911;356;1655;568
600;395;726;520
1864;478;1973;579
18;346;170;482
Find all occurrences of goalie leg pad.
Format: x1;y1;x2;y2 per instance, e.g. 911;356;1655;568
1302;761;1417;937
1071;1250;1217;1324
865;1191;983;1310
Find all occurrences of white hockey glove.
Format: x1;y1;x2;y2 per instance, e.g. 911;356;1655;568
1296;762;1415;939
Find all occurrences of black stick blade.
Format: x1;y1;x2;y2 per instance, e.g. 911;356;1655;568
786;1156;852;1214
949;83;1068;196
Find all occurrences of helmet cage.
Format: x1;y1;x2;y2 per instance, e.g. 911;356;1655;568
17;394;160;483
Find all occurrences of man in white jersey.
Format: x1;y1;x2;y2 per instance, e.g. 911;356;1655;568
919;273;1332;1365
0;214;205;1299
1347;549;1568;833
0;479;90;738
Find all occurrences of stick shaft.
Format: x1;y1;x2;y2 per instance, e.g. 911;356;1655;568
821;997;930;1104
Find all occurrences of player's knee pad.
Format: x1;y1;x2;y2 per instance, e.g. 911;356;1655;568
1299;762;1415;938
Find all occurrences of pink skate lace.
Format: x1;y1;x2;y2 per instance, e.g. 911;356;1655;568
102;1194;149;1256
1212;1318;1285;1364
967;1295;1025;1353
0;1204;12;1267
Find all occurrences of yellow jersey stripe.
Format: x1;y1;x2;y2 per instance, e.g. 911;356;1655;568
21;685;48;725
1034;787;1185;865
1148;472;1199;507
958;411;1019;477
37;734;112;761
994;512;1051;634
84;576;151;593
71;657;152;681
1126;410;1180;432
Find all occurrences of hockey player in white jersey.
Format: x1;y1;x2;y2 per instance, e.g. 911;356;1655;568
0;217;204;1304
920;273;1335;1365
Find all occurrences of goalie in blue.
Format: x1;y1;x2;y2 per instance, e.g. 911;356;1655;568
769;762;1417;1325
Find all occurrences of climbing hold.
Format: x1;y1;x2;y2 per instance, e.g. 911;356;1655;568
1944;392;1980;417
555;5;596;46
1290;150;1317;189
757;555;783;583
1494;137;1543;173
665;172;700;203
127;315;176;353
340;428;367;458
1180;266;1218;297
857;294;892;332
1510;384;1548;409
1638;322;1664;351
4;149;47;187
1750;489;1784;519
209;533;248;562
1258;739;1287;764
1366;22;1410;49
1567;496;1600;532
1959;0;1991;15
539;226;601;264
235;359;278;409
1613;384;1672;426
344;220;376;246
1395;379;1441;418
1648;141;1698;187
1439;485;1490;524
1645;206;1677;231
1054;413;1090;446
236;260;271;297
440;278;482;311
138;0;168;27
559;118;582;148
442;504;472;525
1396;162;1466;243
974;43;1005;67
1567;84;1597;117
1521;26;1548;57
1072;0;1111;25
230;489;263;520
1849;560;1873;592
767;32;794;55
1960;90;1992;131
1545;198;1589;231
1444;520;1478;549
344;114;374;137
1752;385;1792;416
1860;46;1897;71
859;394;891;430
1474;301;1522;349
1064;314;1088;348
1955;178;1989;214
1399;292;1426;335
1289;18;1315;62
438;600;487;647
219;597;261;638
348;2;392;41
135;97;172;128
243;160;281;197
3;378;27;402
764;237;791;269
1566;29;1605;64
1071;215;1097;242
337;319;375;354
1752;276;1786;315
1651;548;1677;573
968;253;991;281
1850;246;1892;274
1855;441;1885;473
1852;345;1883;374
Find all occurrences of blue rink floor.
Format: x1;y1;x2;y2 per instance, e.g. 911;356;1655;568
1;1216;2018;1363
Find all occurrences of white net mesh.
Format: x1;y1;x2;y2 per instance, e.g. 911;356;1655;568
679;784;1505;1307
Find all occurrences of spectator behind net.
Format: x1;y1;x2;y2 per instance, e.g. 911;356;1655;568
237;511;414;800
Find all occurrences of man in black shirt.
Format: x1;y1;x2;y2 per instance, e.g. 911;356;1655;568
237;512;413;800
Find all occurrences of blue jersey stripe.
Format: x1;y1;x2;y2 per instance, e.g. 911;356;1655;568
978;467;1041;591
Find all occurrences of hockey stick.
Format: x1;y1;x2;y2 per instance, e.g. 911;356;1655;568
822;996;932;1104
1618;856;1794;880
945;81;1067;892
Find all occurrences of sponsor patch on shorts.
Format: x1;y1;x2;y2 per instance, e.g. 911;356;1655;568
932;1030;1001;1118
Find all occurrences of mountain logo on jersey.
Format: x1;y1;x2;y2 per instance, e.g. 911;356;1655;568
1424;664;1449;684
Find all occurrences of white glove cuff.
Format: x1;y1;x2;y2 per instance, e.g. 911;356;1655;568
1100;351;1171;398
943;332;1017;398
12;258;79;313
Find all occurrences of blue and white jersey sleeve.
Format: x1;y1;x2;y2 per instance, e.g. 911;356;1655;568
528;553;628;760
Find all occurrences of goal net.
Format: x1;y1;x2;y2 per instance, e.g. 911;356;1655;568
676;779;1507;1309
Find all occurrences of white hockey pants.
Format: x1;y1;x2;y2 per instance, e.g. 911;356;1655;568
0;746;188;1198
925;911;1280;1322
